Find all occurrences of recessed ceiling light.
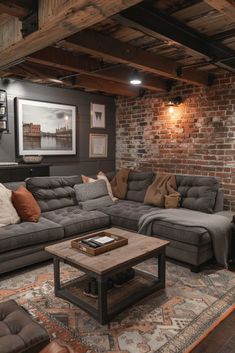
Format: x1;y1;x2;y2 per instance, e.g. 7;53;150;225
130;70;142;85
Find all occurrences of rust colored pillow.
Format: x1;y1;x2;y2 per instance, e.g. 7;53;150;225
12;186;41;222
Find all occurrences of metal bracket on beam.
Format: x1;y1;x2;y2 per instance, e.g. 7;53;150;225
176;67;182;77
166;80;174;91
208;73;215;86
21;12;38;38
138;88;146;97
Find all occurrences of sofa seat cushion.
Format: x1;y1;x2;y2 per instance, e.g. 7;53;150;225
152;209;211;246
42;206;110;237
0;217;64;254
100;200;158;231
0;300;49;353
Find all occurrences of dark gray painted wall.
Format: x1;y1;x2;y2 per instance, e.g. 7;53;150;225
0;78;116;176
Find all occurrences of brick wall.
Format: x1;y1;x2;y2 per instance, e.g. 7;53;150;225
116;73;235;210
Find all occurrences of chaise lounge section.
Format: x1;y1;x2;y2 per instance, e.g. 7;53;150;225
101;172;226;271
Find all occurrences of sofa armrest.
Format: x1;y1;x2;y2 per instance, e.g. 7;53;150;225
215;210;234;222
214;188;224;212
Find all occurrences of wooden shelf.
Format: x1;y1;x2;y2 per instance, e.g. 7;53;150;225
0;164;50;182
60;269;158;311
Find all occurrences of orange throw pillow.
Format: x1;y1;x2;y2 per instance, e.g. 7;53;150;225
12;186;41;222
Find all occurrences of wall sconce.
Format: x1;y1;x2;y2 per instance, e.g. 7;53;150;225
167;96;182;113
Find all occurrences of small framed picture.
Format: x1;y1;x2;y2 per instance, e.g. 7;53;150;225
0;91;6;103
90;103;105;128
0;120;7;129
0;106;6;115
89;133;108;158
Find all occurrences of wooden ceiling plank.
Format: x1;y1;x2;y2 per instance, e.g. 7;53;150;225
0;17;22;51
0;1;30;18
65;29;210;86
204;0;235;21
27;47;169;91
115;4;235;72
0;0;142;70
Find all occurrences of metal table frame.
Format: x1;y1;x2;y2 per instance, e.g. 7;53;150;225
52;247;166;325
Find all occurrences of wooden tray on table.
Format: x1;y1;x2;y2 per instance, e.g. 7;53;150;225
71;231;128;256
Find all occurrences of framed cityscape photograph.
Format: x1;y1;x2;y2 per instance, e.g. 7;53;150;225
89;133;108;158
15;98;76;155
90;103;105;128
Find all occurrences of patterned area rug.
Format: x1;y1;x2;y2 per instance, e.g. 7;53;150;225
0;260;234;353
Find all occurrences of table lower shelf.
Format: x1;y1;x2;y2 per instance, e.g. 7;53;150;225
55;268;164;324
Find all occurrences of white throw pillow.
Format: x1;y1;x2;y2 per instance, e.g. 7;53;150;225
0;183;20;227
97;171;118;202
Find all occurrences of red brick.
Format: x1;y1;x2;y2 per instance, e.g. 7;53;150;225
116;73;235;210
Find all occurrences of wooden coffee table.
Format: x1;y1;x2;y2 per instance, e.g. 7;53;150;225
45;228;169;324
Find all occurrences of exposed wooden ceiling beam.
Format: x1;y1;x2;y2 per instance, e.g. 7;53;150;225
27;47;100;73
64;29;210;86
0;1;30;18
0;71;12;78
27;47;169;92
211;28;235;42
5;62;140;97
71;75;140;96
204;0;235;21
0;0;142;70
19;63;57;82
114;4;235;73
92;66;170;91
4;65;42;82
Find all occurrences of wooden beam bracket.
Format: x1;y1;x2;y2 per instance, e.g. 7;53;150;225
176;67;182;77
21;11;38;38
208;73;215;86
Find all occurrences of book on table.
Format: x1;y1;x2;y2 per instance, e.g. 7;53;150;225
93;236;114;245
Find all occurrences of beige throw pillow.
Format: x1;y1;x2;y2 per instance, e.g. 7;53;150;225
97;171;118;202
81;175;96;183
164;192;181;209
0;183;20;227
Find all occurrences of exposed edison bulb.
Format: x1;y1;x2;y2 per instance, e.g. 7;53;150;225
168;106;174;114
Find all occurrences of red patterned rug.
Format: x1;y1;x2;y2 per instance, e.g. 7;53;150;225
0;260;234;353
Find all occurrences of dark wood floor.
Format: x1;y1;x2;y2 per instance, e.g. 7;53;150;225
192;261;235;353
191;310;235;353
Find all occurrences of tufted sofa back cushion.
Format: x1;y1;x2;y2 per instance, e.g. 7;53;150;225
126;171;154;202
0;300;49;352
176;175;219;213
26;175;82;212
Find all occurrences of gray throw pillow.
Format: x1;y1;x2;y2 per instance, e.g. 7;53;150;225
74;179;114;210
74;179;107;201
80;195;114;211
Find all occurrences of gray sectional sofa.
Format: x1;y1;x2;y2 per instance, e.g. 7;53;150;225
0;171;230;275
